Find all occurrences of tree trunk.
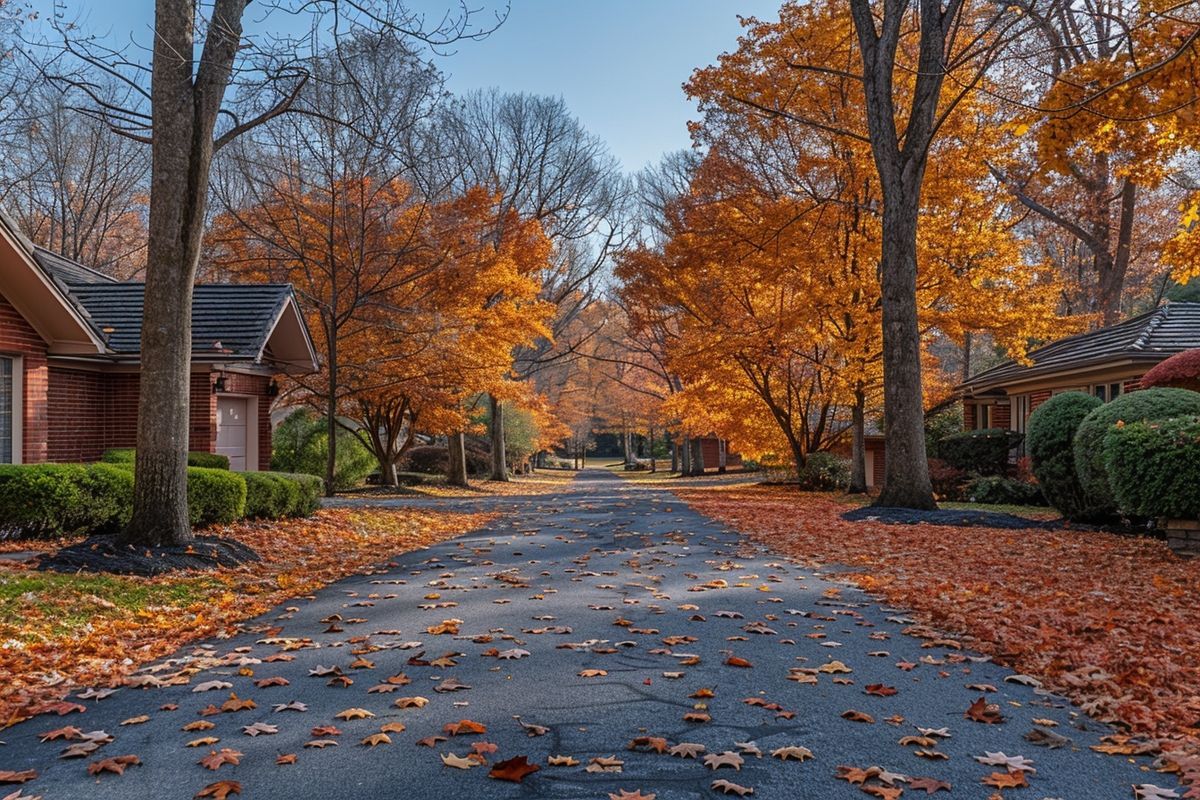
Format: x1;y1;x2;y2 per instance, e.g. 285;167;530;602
717;439;727;474
124;0;246;547
848;385;868;494
1099;179;1137;325
324;336;338;497
488;394;508;481
874;193;936;509
648;426;656;473
670;438;678;473
690;437;705;476
680;436;691;475
447;431;468;487
961;331;972;383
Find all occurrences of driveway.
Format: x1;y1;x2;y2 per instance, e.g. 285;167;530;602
0;470;1156;798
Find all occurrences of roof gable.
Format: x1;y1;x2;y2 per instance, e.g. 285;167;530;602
66;282;317;370
962;303;1200;393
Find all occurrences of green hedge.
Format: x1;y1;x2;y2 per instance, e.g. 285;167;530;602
938;428;1023;475
243;471;322;518
102;448;231;470
187;467;247;526
1074;388;1200;517
1103;416;1200;520
0;463;319;539
1026;391;1103;520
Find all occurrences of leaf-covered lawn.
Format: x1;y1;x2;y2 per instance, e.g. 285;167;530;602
679;485;1200;757
0;507;490;727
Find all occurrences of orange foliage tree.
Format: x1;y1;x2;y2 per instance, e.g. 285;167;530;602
209;180;552;487
617;0;1076;485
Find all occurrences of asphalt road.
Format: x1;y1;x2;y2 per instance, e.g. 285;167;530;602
0;470;1156;799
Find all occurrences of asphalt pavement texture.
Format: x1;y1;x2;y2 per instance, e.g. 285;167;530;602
0;470;1159;799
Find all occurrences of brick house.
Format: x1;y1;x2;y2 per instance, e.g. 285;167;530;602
958;302;1200;439
861;302;1200;487
0;211;318;470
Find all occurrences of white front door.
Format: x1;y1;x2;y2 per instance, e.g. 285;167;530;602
216;396;248;471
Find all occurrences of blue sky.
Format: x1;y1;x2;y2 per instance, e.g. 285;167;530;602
37;0;782;173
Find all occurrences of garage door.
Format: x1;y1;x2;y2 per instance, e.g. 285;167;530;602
216;396;248;471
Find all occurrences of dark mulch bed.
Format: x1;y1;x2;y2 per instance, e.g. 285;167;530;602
37;536;259;576
842;506;1068;530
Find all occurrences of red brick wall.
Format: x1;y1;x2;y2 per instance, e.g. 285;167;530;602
0;292;49;463
46;367;108;462
866;439;885;487
991;402;1011;429
1028;390;1052;413
40;367;274;469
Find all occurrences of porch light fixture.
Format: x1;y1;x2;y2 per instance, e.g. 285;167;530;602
213;376;226;393
266;380;280;397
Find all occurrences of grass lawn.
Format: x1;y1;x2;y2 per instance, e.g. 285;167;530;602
0;506;490;727
678;483;1200;758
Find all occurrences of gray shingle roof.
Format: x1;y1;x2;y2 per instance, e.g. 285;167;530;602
962;302;1200;392
31;247;118;285
67;282;296;360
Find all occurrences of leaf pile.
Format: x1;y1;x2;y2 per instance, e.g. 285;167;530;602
680;486;1200;757
0;508;490;725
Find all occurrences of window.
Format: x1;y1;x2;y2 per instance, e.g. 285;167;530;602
1093;382;1124;403
975;403;991;430
1012;395;1030;434
0;357;12;464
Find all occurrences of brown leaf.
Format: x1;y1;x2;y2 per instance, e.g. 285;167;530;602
0;771;38;785
86;754;141;777
194;780;242;799
841;710;875;723
982;771;1028;789
489;755;540;782
199;748;243;771
711;779;754;796
360;733;392;747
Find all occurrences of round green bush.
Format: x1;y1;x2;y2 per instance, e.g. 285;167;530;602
271;410;375;490
243;472;290;519
1103;415;1200;520
0;464;92;537
1026;391;1103;520
187;467;247;527
963;474;1047;506
1074;388;1200;516
270;472;322;516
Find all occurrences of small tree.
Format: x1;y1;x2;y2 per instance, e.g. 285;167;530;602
1141;349;1200;393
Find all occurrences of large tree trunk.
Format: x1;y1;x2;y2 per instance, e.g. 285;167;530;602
124;0;245;547
447;431;469;487
874;193;935;509
670;437;678;473
488;394;509;481
680;436;691;475
717;439;727;474
648;426;656;473
848;385;868;494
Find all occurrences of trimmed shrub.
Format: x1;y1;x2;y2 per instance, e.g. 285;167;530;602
1141;348;1200;392
271;409;375;490
795;452;850;491
0;464;95;538
1027;391;1103;520
187;467;247;527
82;463;135;533
243;472;291;519
243;471;322;518
0;463;137;538
101;448;231;470
271;472;322;516
1103;416;1200;520
963;474;1047;506
938;428;1023;475
1074;388;1200;516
